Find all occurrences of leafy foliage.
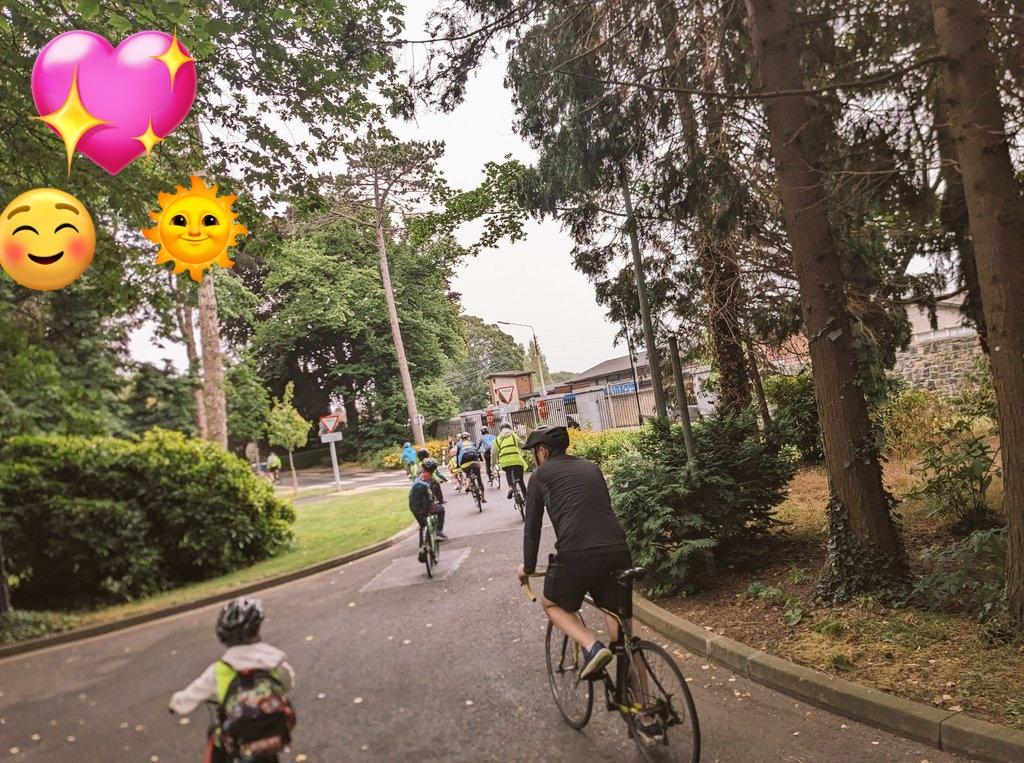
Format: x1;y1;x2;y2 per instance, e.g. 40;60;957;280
0;430;294;609
910;420;1000;533
225;354;271;449
608;413;794;597
953;355;998;423
122;361;197;437
763;372;823;463
266;382;309;454
913;529;1006;622
872;387;950;459
567;428;640;469
744;581;783;603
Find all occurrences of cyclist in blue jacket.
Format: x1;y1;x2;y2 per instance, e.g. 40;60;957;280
456;432;487;501
478;426;497;480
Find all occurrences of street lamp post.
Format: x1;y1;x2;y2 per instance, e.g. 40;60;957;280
498;320;549;396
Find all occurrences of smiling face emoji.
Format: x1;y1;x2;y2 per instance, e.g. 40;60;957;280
143;176;246;282
0;188;96;291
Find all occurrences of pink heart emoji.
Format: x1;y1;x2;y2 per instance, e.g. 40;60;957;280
32;30;197;175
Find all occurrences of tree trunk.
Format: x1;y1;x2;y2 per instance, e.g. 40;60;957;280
701;246;752;413
197;272;228;448
657;0;751;415
342;378;360;430
933;79;989;354
931;0;1024;627
668;335;697;464
176;300;208;438
373;185;425;446
747;337;773;429
619;163;668;418
744;0;907;597
288;450;299;497
0;532;11;615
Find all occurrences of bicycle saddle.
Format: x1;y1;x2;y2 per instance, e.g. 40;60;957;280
616;567;647;584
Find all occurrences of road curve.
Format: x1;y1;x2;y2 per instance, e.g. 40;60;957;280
0;484;960;762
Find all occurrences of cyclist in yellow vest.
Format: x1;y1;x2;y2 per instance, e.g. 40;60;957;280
495;422;528;500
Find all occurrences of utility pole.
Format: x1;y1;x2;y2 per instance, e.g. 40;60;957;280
498;320;548;396
619;162;667;418
668;335;697;464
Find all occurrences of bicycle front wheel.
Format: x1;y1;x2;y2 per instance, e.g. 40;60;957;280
627;640;700;762
545;621;594;730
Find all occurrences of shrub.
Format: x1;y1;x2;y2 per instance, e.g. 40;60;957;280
873;387;950;459
567;428;640;469
912;528;1005;622
909;419;999;533
364;438;451;471
0;429;295;610
608;412;795;597
953;355;997;423
763;371;823;463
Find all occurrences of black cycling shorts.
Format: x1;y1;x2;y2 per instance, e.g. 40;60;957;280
543;545;633;618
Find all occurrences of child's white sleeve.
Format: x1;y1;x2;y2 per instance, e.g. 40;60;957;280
279;660;296;692
169;663;217;715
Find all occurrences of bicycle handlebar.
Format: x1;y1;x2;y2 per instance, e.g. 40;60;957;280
520;570;545;602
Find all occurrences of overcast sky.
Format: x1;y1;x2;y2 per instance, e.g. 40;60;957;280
129;4;623;376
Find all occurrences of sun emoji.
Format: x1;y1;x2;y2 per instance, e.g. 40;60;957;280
142;175;247;281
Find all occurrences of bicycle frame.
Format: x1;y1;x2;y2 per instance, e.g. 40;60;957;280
523;576;658;718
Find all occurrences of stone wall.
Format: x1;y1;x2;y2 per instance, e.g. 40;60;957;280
893;333;983;395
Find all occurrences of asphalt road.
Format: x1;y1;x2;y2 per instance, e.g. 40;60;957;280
0;482;961;762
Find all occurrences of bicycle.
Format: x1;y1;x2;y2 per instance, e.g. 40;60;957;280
522;568;700;762
420;513;441;578
487;459;502;490
468;467;484;512
510;477;526;521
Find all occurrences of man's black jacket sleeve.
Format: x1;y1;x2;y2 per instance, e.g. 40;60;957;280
523;470;545;573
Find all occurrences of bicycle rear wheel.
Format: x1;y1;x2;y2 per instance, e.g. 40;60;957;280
515;491;525;521
473;480;483;512
627;640;700;762
545;621;594;730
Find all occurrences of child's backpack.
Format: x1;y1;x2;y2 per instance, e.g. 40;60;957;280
217;662;297;760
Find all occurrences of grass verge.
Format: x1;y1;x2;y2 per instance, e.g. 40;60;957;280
657;457;1024;730
0;488;409;645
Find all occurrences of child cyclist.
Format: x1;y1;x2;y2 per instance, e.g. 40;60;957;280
410;459;448;562
170;598;296;762
448;443;466;492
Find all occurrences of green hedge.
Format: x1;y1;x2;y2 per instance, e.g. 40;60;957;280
0;429;295;610
609;413;795;597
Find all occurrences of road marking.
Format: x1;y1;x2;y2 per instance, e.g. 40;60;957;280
359;547;472;593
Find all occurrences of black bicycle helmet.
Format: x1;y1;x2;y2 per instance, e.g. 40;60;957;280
481;426;489;434
216;598;265;646
523;426;570;453
422;458;439;472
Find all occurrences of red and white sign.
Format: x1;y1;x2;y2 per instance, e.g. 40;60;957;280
319;414;342;434
486;409;496;427
495;386;516;405
538;399;549;420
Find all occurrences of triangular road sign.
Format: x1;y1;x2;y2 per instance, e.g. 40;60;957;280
319;414;342;433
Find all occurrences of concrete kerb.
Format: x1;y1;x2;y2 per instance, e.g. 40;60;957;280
0;523;418;661
634;595;1024;763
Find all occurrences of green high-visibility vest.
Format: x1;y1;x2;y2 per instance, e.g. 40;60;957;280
495;433;527;469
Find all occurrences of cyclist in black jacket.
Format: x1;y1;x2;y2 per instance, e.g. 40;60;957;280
516;426;631;681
